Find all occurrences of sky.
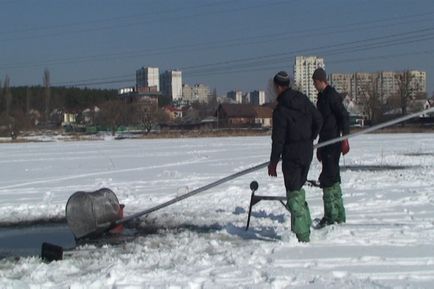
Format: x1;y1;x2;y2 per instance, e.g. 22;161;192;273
1;0;434;96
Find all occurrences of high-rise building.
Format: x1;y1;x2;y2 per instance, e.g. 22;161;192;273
328;73;352;96
330;72;393;102
294;56;325;102
227;90;243;104
408;70;427;98
250;90;266;105
193;84;211;103
329;70;427;105
182;84;211;103
351;72;374;103
182;84;193;101
378;71;399;101
136;67;159;91
160;70;182;101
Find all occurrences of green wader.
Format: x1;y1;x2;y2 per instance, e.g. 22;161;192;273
323;182;346;224
286;189;312;242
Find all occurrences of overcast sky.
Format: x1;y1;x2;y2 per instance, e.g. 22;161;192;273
1;0;433;95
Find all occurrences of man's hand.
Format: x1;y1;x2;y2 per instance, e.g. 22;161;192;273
268;163;277;177
341;139;350;155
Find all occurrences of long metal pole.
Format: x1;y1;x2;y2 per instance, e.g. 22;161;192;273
116;107;434;225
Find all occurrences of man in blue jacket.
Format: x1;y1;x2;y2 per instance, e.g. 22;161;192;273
313;68;350;228
268;71;323;242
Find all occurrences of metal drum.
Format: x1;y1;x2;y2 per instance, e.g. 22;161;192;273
66;188;121;239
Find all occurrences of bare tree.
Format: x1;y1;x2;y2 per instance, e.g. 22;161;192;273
394;70;417;116
0;76;32;140
43;69;51;122
360;77;384;124
97;100;128;136
9;109;32;140
134;101;155;133
155;108;170;125
3;75;11;117
133;99;169;133
26;86;31;113
0;75;16;139
208;89;218;108
0;81;2;114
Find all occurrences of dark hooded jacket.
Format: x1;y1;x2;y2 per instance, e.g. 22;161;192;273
316;85;350;142
270;88;323;166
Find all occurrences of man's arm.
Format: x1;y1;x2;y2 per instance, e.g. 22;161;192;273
309;101;323;140
330;93;350;136
270;107;287;165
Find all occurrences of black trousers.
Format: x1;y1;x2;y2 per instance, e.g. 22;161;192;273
282;161;311;192
318;143;341;188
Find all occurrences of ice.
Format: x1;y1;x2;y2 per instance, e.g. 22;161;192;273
1;134;434;288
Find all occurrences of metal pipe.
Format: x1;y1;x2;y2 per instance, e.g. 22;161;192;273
116;107;434;225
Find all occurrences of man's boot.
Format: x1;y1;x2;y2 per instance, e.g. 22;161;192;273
332;182;346;224
287;189;312;242
317;185;339;228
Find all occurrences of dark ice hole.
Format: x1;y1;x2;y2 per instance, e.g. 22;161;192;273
0;223;75;259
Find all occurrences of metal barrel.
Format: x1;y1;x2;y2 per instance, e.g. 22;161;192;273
66;188;121;239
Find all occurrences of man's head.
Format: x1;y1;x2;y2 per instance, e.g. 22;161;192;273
273;71;290;96
312;68;328;92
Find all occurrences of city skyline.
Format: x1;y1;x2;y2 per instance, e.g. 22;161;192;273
127;62;428;102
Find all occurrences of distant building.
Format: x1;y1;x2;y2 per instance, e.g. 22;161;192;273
250;90;266;105
163;105;185;120
216;103;272;128
182;85;193;101
330;72;382;102
118;87;135;95
182;84;211;103
294;56;325;102
328;73;352;97
118;87;159;108
253;106;273;128
377;71;399;101
408;70;427;98
160;70;182;101
216;95;236;104
216;103;256;127
63;113;77;125
136;86;159;94
329;70;427;105
351;72;374;104
227;90;243;104
82;106;100;124
136;67;159;92
421;99;434;117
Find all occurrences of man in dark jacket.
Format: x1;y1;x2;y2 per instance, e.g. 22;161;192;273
268;71;323;242
312;68;350;228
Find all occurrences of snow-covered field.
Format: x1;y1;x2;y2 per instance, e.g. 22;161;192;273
1;134;434;289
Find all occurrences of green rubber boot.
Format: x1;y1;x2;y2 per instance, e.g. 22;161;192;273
332;182;346;224
322;185;339;224
287;189;312;242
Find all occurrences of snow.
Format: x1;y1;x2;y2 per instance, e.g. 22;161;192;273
1;133;434;288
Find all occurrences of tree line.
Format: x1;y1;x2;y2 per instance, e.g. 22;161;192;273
1;85;118;114
0;72;190;138
0;71;119;138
